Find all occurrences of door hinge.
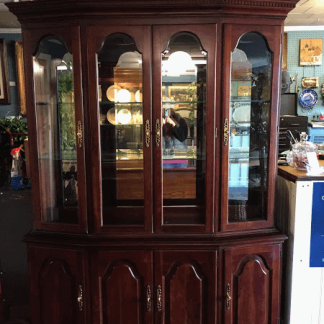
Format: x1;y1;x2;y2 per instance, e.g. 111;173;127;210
278;317;281;324
215;128;217;138
281;34;283;45
216;255;219;267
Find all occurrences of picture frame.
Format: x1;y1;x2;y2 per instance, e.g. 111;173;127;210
168;85;189;101
15;40;26;115
0;39;11;105
237;84;251;97
282;33;287;71
300;39;322;66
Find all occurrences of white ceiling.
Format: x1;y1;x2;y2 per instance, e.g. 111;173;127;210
0;1;20;29
0;0;323;30
285;0;324;27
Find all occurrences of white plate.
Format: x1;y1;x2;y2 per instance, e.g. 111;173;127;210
107;108;117;125
117;109;131;124
135;90;142;102
106;85;121;102
233;104;251;124
116;89;131;103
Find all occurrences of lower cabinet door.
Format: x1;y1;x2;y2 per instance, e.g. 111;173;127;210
155;250;217;324
28;246;87;324
91;250;154;324
222;244;282;324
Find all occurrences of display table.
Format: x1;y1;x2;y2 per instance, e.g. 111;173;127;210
278;160;324;182
276;161;324;324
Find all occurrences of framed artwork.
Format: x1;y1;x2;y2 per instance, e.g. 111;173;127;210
15;40;26;115
168;85;189;101
300;39;322;66
237;85;251;97
282;33;287;71
0;39;11;105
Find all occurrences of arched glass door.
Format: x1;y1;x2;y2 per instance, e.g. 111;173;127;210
33;36;80;225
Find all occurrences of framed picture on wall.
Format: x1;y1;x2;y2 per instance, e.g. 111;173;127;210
0;39;11;105
300;38;322;66
15;40;26;115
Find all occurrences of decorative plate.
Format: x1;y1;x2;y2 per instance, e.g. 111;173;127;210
117;109;132;124
232;104;251;127
299;89;318;109
135;90;142;102
106;85;121;102
107;108;117;125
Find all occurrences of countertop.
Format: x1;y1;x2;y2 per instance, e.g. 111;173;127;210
278;160;324;182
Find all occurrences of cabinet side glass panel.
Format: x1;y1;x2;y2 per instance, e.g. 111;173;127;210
228;32;271;222
98;33;144;226
33;37;78;224
161;32;207;225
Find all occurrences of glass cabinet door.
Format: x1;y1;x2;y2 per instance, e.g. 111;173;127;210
87;26;152;233
221;25;281;231
153;26;216;233
26;28;87;232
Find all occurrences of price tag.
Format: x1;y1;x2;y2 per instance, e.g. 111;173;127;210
306;152;322;175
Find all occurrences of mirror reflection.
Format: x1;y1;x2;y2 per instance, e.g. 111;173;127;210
161;32;207;224
98;33;144;225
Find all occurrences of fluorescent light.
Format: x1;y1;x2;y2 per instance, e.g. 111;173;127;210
284;25;324;31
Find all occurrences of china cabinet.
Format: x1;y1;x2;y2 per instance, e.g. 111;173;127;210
8;0;298;323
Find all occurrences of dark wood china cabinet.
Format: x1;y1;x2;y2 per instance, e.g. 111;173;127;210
8;1;298;323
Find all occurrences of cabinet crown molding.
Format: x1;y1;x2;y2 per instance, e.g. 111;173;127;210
7;0;299;24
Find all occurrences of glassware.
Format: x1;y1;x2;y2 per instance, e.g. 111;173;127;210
292;132;318;171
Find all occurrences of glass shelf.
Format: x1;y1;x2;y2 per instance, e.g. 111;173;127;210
231;99;271;103
100;101;143;105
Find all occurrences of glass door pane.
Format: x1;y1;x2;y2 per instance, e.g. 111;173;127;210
34;36;78;224
228;32;271;223
98;33;144;226
161;32;207;225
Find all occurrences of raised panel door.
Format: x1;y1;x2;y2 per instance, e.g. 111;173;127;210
91;250;153;324
223;244;282;324
28;246;87;324
155;250;217;324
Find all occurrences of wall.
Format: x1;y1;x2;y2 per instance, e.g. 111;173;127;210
0;30;32;320
286;30;324;120
0;32;21;118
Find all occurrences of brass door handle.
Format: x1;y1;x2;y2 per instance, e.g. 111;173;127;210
77;121;83;148
77;284;83;311
226;283;231;310
224;118;229;146
155;119;161;147
145;119;150;148
147;285;152;311
157;285;162;311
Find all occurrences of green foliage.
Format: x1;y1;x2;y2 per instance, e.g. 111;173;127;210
0;118;28;146
58;69;74;102
58;68;76;150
